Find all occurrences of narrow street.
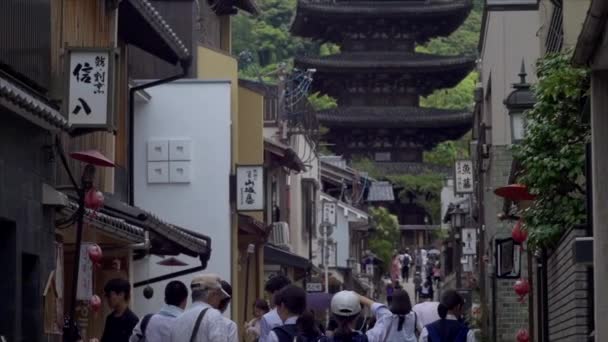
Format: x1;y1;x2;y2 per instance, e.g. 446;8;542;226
0;0;604;341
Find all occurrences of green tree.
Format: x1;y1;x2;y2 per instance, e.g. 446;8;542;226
368;207;400;270
513;51;590;249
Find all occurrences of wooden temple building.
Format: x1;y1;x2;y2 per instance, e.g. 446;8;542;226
291;0;475;248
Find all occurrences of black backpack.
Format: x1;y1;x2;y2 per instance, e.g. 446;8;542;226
272;324;325;342
134;313;155;342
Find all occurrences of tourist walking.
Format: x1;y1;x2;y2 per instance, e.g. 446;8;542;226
130;280;188;342
412;299;440;328
267;285;308;342
101;278;139;342
245;299;270;342
259;275;292;342
418;290;476;342
391;253;401;284
329;291;370;342
400;249;412;283
169;274;234;342
366;289;422;342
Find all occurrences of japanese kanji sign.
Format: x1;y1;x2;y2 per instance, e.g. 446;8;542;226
462;228;477;255
236;165;264;211
454;159;474;194
66;48;114;128
322;200;337;226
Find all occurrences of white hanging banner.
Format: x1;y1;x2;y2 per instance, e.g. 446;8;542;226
454;159;474;194
76;243;93;300
236;165;264;211
66;48;114;129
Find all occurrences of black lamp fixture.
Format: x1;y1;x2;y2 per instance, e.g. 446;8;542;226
504;60;536;144
451;205;467;231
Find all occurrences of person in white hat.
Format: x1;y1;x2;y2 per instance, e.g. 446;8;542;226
169;274;235;342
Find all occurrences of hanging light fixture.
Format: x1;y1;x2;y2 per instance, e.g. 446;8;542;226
504;60;536;144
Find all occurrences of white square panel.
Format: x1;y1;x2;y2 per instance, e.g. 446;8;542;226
169;161;191;183
147;162;169;183
147;140;169;161
169;139;192;161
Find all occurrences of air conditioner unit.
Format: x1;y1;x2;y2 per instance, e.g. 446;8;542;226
271;222;291;250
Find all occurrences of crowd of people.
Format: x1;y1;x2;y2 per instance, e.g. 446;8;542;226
92;270;474;342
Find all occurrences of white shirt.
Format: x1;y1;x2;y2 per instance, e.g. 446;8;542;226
259;308;283;342
367;303;422;342
267;316;298;342
130;305;184;342
412;302;440;327
418;314;476;342
169;302;238;342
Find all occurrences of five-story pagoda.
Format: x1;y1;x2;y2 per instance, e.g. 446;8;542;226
291;0;475;165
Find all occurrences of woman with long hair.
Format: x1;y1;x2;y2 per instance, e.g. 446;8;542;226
418;290;476;342
366;289;421;342
390;253;401;285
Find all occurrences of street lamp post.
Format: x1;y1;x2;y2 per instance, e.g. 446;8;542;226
504;60;535;144
450;205;466;288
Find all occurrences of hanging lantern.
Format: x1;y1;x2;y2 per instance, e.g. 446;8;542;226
512;220;528;244
87;244;103;263
85;188;104;211
143;285;154;299
90;295;102;312
514;278;530;302
516;328;530;342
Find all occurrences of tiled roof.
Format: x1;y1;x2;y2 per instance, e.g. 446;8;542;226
296;53;476;71
128;0;190;59
291;0;473;42
375;162;451;176
61;201;145;243
366;181;395;202
316;106;472;128
0;76;69;131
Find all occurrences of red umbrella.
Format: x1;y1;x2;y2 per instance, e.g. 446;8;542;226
494;184;536;201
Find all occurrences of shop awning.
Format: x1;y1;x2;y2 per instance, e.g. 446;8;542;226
264;138;306;172
264;244;311;270
118;0;190;65
239;214;270;241
59;194;211;264
0;75;69;131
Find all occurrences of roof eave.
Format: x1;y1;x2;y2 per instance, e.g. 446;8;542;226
572;0;608;67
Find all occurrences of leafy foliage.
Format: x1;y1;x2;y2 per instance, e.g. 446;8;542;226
388;173;445;224
308;92;337;111
368;207;400;270
513;51;590;249
423;132;471;166
421;72;478;111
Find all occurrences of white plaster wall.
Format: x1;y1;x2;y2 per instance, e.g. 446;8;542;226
132;80;232;316
480;10;541;147
288;134;320;258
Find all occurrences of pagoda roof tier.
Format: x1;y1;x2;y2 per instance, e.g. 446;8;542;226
295;52;476;97
291;0;473;44
316;106;472;128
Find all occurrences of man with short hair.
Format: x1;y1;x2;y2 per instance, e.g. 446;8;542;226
259;275;292;342
169;274;234;342
101;278;139;342
412;297;440;327
130;280;188;342
267;285;307;342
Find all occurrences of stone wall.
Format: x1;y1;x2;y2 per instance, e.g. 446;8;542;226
547;227;592;341
482;145;530;342
0;111;56;341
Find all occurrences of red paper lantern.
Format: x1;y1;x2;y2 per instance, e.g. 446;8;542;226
516;328;530;342
88;244;103;263
514;278;530;302
85;188;104;211
512;220;528;244
90;295;102;312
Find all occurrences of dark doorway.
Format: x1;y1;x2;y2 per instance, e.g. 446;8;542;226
0;220;17;341
21;253;41;342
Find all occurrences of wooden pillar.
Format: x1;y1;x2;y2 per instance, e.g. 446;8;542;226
591;70;608;341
